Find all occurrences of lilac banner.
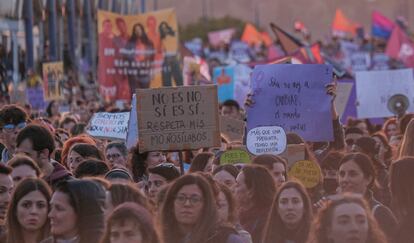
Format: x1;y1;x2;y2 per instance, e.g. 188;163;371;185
208;28;236;46
247;64;334;142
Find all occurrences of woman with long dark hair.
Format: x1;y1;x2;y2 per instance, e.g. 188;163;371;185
159;21;183;86
41;179;106;243
6;178;51;243
262;181;313;243
159;173;243;243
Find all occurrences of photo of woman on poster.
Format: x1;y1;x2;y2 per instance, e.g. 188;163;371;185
126;23;154;91
159;21;183;87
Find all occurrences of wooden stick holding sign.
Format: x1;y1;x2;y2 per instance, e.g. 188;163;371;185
136;85;221;153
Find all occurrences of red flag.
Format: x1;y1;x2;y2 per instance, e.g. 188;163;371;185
386;26;414;67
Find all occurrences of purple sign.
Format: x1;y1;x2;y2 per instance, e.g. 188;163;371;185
247;64;334;142
26;87;46;111
339;79;357;124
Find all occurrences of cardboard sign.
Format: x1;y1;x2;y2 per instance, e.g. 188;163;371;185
356;69;414;118
247;64;334;142
288;160;322;188
220;149;251;164
86;112;130;140
42;62;64;100
220;115;245;142
126;94;138;149
334;82;354;119
279;144;306;168
246;126;287;155
136;85;220;152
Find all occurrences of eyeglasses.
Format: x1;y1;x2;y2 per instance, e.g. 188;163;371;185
174;195;203;206
107;153;121;160
154;163;176;169
2;122;27;133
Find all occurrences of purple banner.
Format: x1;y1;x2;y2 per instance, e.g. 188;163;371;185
247;64;334;142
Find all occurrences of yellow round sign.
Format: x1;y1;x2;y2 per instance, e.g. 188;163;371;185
288;160;322;188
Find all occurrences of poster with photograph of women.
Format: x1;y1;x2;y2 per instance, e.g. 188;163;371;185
97;9;181;102
42;62;64;100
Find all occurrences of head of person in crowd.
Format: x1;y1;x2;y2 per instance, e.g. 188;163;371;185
188;152;215;173
128;143;166;182
252;154;287;188
337;153;374;196
398;113;414;135
382;117;399;139
159;174;221;243
147;163;180;201
48;179;106;243
352;137;380;166
235;164;276;243
212;164;239;188
106;183;150;215
105;169;133;183
320;151;344;195
61;135;96;168
347;119;370;136
344;127;364;152
58;116;77;133
0;104;28;160
70;123;87;137
8;155;41;185
307;195;387;243
101;202;159;243
6;178;51;243
0;163;13;224
262;181;313;243
54;128;70;149
398;119;414;159
105;141;128;170
74;159;109;178
390;157;414;239
67;143;104;173
216;182;237;225
221;99;241;120
46;100;60;118
371;132;393;166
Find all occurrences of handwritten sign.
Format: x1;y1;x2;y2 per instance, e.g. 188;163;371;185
350;52;371;72
126;94;138;149
279;144;306;168
246;126;287;155
220;149;251;164
86;112;130;140
334;82;354;119
356;69;414;118
247;64;334;142
136;85;220;152
220;115;245;142
288;160;322;188
26;87;46;111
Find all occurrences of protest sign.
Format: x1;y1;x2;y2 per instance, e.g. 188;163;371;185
246;126;287;155
234;64;252;107
208;28;236;46
350;52;371;72
136;85;220;152
86;112;130;140
97;9;179;101
371;53;390;70
279;144;306;168
42;62;64;100
229;41;251;63
183;56;212;86
220;149;251;165
220;115;245;142
184;38;203;57
126;94;138;149
288;160;322;188
214;66;235;103
334;82;353;119
26;87;46;111
356;69;414;118
247;64;334;142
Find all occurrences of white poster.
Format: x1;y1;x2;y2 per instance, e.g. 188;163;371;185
86;112;130;140
126;94;138;149
356;69;414;118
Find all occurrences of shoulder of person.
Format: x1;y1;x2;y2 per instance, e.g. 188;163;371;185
39;236;54;243
226;233;246;243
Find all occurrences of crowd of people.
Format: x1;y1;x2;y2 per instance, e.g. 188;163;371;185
0;89;411;243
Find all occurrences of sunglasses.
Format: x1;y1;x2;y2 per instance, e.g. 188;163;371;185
2;122;27;133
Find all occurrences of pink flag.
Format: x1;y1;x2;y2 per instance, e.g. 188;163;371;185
386;26;414;67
